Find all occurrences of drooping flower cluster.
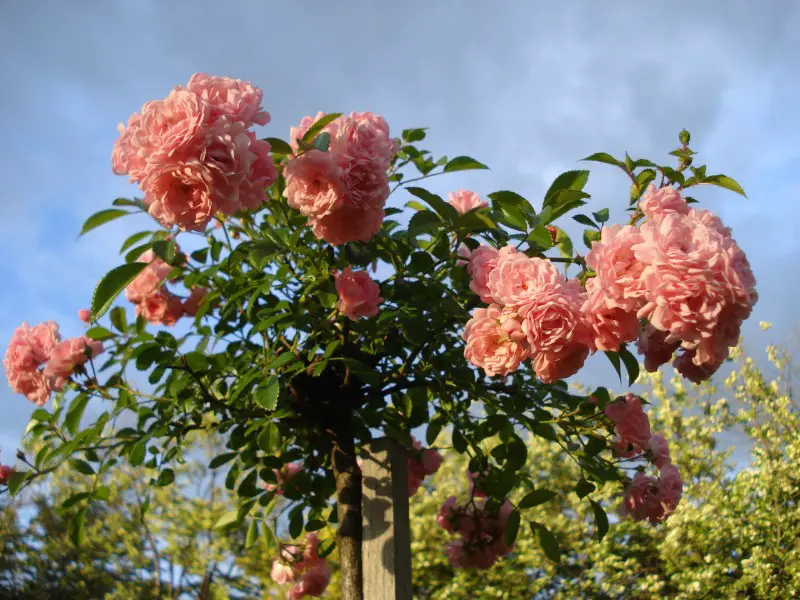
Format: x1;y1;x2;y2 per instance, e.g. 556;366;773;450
270;533;332;599
604;394;683;523
111;73;277;231
589;184;757;381
463;245;593;383
283;112;398;245
125;249;208;326
4;322;103;405
462;184;756;384
407;437;443;496
436;495;515;569
334;267;383;320
264;461;303;495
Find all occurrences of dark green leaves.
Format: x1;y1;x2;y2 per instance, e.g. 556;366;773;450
544;170;589;202
505;509;521;546
519;489;557;508
406;187;458;221
618;345;640;385
79;209;131;237
581;152;624;168
407;210;441;237
442;156;489;173
91;263;148;321
68;508;87;548
590;500;609;541
264;137;294;155
531;522;561;563
701;174;746;197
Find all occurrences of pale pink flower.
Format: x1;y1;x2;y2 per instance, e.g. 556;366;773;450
463;305;528;377
271;560;296;585
329;112;398;169
467;245;505;303
182;287;209;317
487;253;564;308
136;289;185;326
78;309;91;323
137;89;210;165
283;150;346;219
126;253;173;304
531;343;590;384
518;279;589;354
335;267;383;320
6;369;53;406
448;190;488;214
287;562;331;599
658;463;683;516
310;204;385;246
142;159;218;232
637;325;680;373
649;433;672;469
639;184;690;221
581;279;640;352
289;112;335;154
605;394;651;458
187;73;271;127
4;322;60;372
436;496;460;533
620;473;663;523
585;224;647;311
43;337;104;379
265;462;303;495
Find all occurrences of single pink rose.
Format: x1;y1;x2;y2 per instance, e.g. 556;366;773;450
649;433;672;469
467;245;500;303
658;463;683;516
283;150;346;219
585;224;647;311
271;560;296;585
182;287;209;317
518;279;589;354
620;473;663;523
335;267;383;320
605;394;652;458
136;289;185;326
639;184;690;221
581;278;640;352
6;369;54;406
487;253;564;309
142;159;217;232
436;496;460;533
288;562;331;599
448;190;488;214
187;73;271;127
422;448;443;474
462;304;529;377
329;112;398;169
43;337;104;379
310;203;385;246
531;342;590;384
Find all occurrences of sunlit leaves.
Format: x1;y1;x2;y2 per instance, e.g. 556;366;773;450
91;263;147;320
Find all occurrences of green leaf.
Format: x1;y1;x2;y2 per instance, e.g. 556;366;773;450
255;377;280;411
65;395;89;436
209;452;237;469
575;478;596;498
69;459;95;476
487;190;534;216
604;351;622;381
267;352;295;371
93;486;110;502
109;306;128;333
79;209;130;237
590;500;609;540
426;417;444;446
119;231;152;255
493;205;528;232
531;522;561;563
213;510;241;530
581;152;623;168
679;129;691;145
30;409;51;422
264;137;293;155
527;226;554;250
402;128;427;142
619;346;640;385
311;131;331;152
505;510;521;546
406;187;458;222
407;210;441;237
85;326;114;341
443;156;489;172
289;507;304;538
245;518;260;548
583;228;601;249
452;428;467;454
305;519;326;532
543;189;590;222
91;263;148;321
62;491;91;509
318;538;336;558
156;469;175;487
258;424;279;454
519;489;558;508
129;440;147;467
592;208;610;223
7;470;26;497
544;170;590;203
68;508;87;548
573;214;597;228
701;174;747;197
112;197;144;209
300;113;342;145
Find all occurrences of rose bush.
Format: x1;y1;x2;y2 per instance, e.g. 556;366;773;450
2;74;754;599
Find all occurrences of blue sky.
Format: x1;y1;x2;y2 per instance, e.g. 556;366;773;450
1;1;799;459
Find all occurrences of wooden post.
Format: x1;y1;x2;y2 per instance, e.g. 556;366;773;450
361;438;412;600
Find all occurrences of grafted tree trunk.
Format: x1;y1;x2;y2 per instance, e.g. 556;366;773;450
333;432;363;600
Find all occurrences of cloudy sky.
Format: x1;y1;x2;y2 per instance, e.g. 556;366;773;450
1;1;799;458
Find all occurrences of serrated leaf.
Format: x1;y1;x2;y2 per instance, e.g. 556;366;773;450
407;210;441;237
443;156;489;172
65;395;89;436
79;209;130;237
494;205;528;232
91;263;148;321
85;326;114;341
267;352;295;371
590;500;609;540
544;170;590;203
519;489;558;508
701;174;747;197
406;187;458;222
255;377;280;411
581;152;623;168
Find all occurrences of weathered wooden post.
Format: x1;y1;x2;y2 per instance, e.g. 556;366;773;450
361;437;413;600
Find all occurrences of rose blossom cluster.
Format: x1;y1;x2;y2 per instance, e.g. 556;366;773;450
271;533;331;599
588;184;757;382
334;267;383;320
283;112;398;245
112;73;277;231
264;461;303;495
407;437;443;496
4;322;104;406
436;495;515;569
605;393;683;524
462;184;756;384
125;249;208;326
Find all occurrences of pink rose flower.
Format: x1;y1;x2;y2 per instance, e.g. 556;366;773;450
78;309;91;323
467;468;489;499
4;322;63;406
620;473;663;523
531;343;590;384
186;73;271;127
271;559;296;585
467;245;506;303
0;464;12;484
463;304;529;377
142;159;218;232
422;448;443;474
288;562;331;599
637;325;680;372
310;203;385;246
182;287;209;317
518;279;589;354
585;224;647;311
639;184;690;221
43;337;104;379
658;463;683;515
329;112;398;169
335;267;383;320
672;349;722;383
487;253;564;309
436;496;460;533
265;462;303;495
448;190;488;214
136;289;185;326
283;150;346;219
605;394;652;457
581;278;640;352
649;433;672;469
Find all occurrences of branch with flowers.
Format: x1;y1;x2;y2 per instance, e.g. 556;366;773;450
2;73;756;600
